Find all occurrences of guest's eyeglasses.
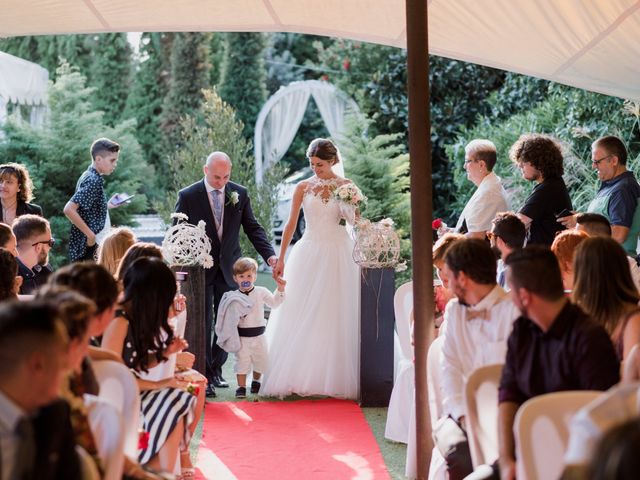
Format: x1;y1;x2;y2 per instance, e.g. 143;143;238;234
592;154;613;167
32;238;55;248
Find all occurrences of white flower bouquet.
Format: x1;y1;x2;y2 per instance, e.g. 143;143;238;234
162;213;214;268
333;183;366;225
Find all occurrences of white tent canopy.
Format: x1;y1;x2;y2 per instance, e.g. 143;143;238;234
1;1;639;101
0;51;48;126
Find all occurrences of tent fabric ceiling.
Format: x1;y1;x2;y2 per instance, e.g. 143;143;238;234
1;0;639;100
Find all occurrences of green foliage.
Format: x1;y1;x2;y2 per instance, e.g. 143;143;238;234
339;115;411;284
125;33;172;199
88;33;132;126
219;33;268;141
163;89;284;260
161;32;211;149
209;33;225;86
0;63;151;267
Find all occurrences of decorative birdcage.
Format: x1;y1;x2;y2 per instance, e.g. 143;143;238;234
353;218;403;269
162;213;214;268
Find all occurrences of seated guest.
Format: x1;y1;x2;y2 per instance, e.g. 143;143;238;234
575;212;640;291
564;383;640;479
509;134;572;245
455;140;509;238
102;257;197;473
0;222;18;256
115;242;164;283
432;233;464;326
0;301;82;479
97;227;137;276
588;418;640;480
497;246;620;479
572;236;640;361
0;247;20;301
0;162;42;225
439;238;520;480
489;212;526;289
12;214;54;294
551;230;589;293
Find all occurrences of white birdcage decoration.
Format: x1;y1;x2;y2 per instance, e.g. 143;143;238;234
162;213;214;268
353;218;403;269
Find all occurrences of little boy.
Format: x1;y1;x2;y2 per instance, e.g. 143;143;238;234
217;257;286;398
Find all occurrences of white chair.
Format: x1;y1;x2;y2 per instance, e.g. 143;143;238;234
385;281;414;443
464;364;503;468
92;359;141;459
76;445;101;480
405;336;447;480
514;390;601;480
85;395;126;480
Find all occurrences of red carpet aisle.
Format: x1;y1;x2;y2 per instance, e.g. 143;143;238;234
195;399;391;479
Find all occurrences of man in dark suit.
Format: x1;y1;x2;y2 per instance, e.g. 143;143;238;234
0;301;82;480
13;214;54;294
175;151;278;397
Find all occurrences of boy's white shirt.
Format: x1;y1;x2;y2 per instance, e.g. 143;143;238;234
238;286;285;328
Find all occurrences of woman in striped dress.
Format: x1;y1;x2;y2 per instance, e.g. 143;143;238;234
102;256;197;472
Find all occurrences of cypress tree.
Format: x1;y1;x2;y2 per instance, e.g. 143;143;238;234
89;33;132;125
219;33;268;141
160;32;210;150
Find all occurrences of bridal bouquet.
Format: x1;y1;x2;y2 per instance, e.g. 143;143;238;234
334;183;366;225
162;213;214;268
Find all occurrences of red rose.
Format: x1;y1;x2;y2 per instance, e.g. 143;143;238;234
138;430;150;450
321;74;329;81
432;218;443;230
343;58;351;70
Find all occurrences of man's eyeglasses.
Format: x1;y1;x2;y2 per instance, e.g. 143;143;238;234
592;154;613;167
32;238;55;248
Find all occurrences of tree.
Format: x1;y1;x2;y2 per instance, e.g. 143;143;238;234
163;89;284;259
125;33;172;197
339;115;411;284
0;63;152;267
161;32;210;150
88;33;132;126
219;33;268;141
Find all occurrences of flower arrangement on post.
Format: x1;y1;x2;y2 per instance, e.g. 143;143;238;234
353;217;407;272
162;213;214;268
334;183;367;225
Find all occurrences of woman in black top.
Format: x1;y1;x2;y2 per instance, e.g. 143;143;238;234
0;163;43;224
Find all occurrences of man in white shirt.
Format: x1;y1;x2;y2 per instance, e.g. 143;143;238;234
456;140;509;238
439;238;520;480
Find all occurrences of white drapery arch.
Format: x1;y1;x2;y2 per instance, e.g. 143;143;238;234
254;80;360;184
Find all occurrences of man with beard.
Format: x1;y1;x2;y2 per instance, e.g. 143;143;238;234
438;238;520;480
13;214;54;294
496;246;620;480
489;212;526;289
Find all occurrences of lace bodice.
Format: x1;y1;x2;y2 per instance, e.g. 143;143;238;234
301;176;351;240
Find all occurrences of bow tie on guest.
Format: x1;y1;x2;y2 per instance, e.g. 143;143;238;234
466;308;489;321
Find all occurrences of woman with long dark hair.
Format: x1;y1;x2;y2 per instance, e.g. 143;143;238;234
102;257;196;473
572;236;640;361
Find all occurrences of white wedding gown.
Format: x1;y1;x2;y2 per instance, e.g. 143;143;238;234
262;177;360;399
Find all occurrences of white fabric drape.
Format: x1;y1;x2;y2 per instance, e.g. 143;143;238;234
260;88;311;172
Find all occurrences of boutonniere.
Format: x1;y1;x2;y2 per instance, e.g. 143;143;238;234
227;191;240;206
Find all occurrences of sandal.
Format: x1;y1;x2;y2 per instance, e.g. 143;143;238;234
180;468;195;480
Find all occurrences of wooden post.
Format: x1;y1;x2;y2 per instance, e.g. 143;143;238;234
172;265;207;375
359;267;395;407
405;0;434;478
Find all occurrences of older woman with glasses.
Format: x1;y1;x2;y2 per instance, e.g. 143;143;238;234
0;163;42;225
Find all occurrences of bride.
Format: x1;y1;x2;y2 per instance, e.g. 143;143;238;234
262;138;360;399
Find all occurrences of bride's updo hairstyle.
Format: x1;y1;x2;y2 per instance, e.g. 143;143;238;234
306;138;340;165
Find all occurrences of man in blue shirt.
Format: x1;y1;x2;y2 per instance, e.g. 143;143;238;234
559;136;640;255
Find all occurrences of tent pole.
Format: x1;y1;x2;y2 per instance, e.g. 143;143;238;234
405;0;433;479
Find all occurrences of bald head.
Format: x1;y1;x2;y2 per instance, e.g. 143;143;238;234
204;152;232;189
